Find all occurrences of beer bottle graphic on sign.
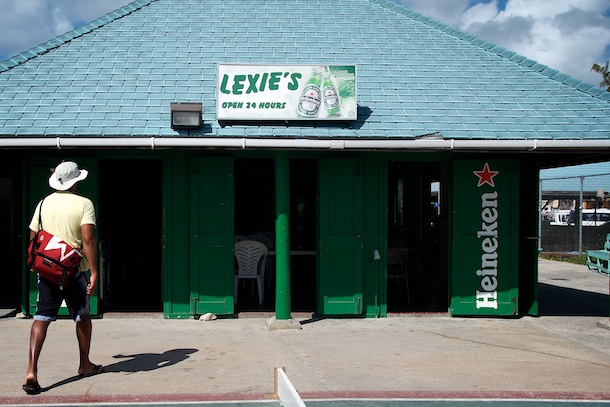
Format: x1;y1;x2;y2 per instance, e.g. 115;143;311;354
322;66;341;117
297;66;323;118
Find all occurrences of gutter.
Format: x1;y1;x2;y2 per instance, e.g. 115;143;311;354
1;137;610;151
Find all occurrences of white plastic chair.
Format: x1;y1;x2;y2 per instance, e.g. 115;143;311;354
248;231;276;287
234;240;268;304
248;231;275;250
408;247;425;299
387;248;410;301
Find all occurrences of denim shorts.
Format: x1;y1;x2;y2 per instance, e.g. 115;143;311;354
34;272;90;322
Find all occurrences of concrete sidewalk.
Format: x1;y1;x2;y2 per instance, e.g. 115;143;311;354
1;259;609;404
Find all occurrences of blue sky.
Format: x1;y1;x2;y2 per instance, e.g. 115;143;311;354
0;0;609;86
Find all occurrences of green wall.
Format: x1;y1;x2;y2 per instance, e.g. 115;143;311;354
17;150;539;319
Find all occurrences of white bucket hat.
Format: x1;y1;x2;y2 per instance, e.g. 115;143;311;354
48;161;89;191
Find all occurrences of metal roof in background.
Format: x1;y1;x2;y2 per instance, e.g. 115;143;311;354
541;162;610;194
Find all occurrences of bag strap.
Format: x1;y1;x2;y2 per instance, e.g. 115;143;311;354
37;199;44;231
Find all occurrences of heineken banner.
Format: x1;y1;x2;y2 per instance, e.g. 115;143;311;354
451;160;520;316
217;64;357;121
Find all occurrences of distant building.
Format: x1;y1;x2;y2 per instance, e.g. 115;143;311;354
540;162;610;253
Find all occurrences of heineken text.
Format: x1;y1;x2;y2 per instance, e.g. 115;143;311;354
476;191;499;309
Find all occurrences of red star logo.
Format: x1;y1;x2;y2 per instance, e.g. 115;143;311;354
473;163;499;188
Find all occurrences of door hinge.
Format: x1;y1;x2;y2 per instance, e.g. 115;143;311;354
191;297;198;314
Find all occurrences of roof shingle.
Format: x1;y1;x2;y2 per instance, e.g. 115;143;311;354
0;0;609;140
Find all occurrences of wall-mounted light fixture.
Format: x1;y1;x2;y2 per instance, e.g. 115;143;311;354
170;102;202;129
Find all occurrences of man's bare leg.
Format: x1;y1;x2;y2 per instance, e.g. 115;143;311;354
76;314;100;375
26;320;50;385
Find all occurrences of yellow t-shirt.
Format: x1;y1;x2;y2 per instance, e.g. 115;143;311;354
29;191;97;271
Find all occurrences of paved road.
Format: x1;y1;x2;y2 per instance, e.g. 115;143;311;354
0;259;608;405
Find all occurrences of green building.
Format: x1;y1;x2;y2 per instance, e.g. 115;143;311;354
1;0;610;320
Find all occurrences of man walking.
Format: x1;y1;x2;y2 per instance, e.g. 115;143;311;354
23;161;103;395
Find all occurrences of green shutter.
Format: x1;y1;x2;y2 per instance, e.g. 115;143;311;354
190;157;234;315
318;158;363;315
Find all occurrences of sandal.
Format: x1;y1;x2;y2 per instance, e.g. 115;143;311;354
78;364;104;377
22;381;42;395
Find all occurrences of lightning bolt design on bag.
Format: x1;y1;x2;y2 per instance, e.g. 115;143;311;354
26;198;84;288
43;235;83;262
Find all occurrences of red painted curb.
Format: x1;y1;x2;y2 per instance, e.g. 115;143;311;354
2;390;610;405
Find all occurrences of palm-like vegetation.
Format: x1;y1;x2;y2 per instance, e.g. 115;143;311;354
591;61;610;91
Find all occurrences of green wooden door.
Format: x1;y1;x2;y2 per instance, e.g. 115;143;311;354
190;157;234;315
451;159;520;316
26;157;99;316
318;158;363;315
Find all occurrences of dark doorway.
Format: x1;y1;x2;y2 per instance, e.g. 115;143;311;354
0;161;21;310
233;157;317;313
234;158;275;312
290;158;317;312
387;161;448;313
99;159;163;312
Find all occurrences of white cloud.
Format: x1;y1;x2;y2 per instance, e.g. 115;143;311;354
397;0;471;26
0;0;56;58
0;0;129;59
398;0;610;86
500;0;609;20
1;0;609;87
51;5;74;35
461;1;502;26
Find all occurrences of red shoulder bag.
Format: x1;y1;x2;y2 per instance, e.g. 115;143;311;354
27;199;83;289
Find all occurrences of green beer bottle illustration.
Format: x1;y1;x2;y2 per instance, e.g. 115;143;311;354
322;67;341;117
297;66;324;118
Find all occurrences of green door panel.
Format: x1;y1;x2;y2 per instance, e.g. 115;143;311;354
190;157;234;315
318;158;363;315
451;160;519;316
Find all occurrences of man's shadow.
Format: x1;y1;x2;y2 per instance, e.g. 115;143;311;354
104;348;199;373
42;348;198;392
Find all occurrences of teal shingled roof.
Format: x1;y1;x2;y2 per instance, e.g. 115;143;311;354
0;0;609;139
541;162;610;193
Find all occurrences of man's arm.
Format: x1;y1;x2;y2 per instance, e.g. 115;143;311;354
81;223;98;296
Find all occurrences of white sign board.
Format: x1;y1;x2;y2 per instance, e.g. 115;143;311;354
217;64;357;121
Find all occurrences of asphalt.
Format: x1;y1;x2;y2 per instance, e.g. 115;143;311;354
1;259;609;405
